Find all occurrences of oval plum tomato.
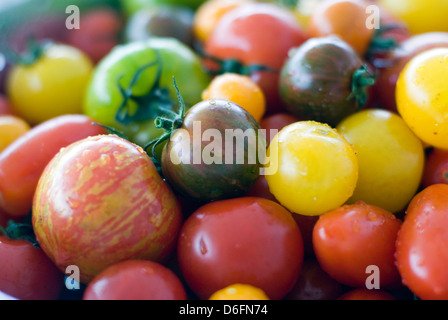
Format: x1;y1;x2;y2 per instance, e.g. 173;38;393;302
279;36;375;127
201;73;266;122
396;48;448;150
265;121;358;216
337;288;396;300
177;197;304;300
0;115;30;152
83;260;187;300
395;184;448;300
422;148;448;188
313;201;402;288
32;134;182;284
6;42;94;125
209;284;269;300
0;114;106;218
203;2;307;114
378;0;448;34
307;0;375;56
336;109;425;213
375;32;448;113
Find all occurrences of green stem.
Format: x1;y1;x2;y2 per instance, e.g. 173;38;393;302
347;64;377;109
0;219;39;248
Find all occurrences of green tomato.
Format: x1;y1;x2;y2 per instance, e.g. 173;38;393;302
121;0;206;16
83;37;210;148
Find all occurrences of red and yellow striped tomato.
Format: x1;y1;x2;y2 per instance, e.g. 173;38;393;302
32;134;183;284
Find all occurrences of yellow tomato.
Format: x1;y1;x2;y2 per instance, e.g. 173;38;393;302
202;72;266;122
337;109;425;213
0;115;30;152
265;121;358;216
209;284;269;300
396;48;448;150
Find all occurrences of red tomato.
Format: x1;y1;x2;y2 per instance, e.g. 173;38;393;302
0;114;106;218
177;197;304;300
83;260;187;300
337;288;396;300
0;94;14;115
32;134;183;284
422;148;448;188
203;2;307;114
395;184;448;300
259;113;300;144
313;201;402;288
0;235;64;300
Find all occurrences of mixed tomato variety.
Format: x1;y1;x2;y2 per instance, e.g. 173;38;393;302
1;0;448;301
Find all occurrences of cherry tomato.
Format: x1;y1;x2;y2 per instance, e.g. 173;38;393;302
336;109;425;213
397;48;448;150
313;201;402;288
307;0;375;56
265;121;358;216
6;42;94;125
177;197;304;300
209;283;269;300
395;184;448;300
337;288;396;300
32;134;183;283
0;94;15;115
422;148;448;188
201;73;266;122
0;114;106;218
83;260;187;300
0;115;30;152
259;112;301;144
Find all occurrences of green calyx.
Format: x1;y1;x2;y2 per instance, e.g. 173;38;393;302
11;36;51;66
366;24;407;68
347;64;377;109
0;219;39;248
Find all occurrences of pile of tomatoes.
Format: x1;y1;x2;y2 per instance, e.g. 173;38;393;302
1;0;448;301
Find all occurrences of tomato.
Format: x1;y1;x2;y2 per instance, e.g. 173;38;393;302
337;288;396;300
375;32;448;113
396;48;448;150
265;121;358;216
259;113;301;144
83;260;187;300
65;8;123;64
6;42;94;125
312;201;402;288
279;36;375;127
201;73;266;122
209;284;269;300
203;2;307;114
0;115;30;152
395;184;448;300
0;114;106;218
0;94;15;115
336;109;425;213
177;197;303;300
125;5;195;47
32;134;183;284
378;0;448;35
160;98;264;202
307;0;375;56
422;148;448;188
284;258;345;300
83;37;210;148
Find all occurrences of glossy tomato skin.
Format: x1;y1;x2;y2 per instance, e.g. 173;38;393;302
395;184;448;300
313;201;402;288
177;197;304;300
204;2;307;114
83;260;187;300
279;36;366;127
259;112;300;144
161;99;263;202
0;235;64;300
337;288;396;300
32;134;183;284
422;148;448;188
0;114;106;218
0;115;30;152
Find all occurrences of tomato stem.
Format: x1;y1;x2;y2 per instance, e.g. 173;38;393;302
9;36;51;66
366;23;407;68
0;218;39;248
347;64;377;108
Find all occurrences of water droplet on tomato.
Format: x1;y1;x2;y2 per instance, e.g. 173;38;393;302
199;238;207;255
101;154;111;164
67;197;80;209
367;211;378;221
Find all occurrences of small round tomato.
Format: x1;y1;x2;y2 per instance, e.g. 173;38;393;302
209;283;269;300
396;48;448;150
313;201;402;288
32;134;183;284
259;112;301;144
307;0;375;56
0;94;14;115
0;115;30;152
336;109;425;213
422;148;448;188
83;260;187;300
395;184;448;300
177;197;304;300
201;73;266;122
265;121;358;216
6;42;94;125
337;288;396;300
